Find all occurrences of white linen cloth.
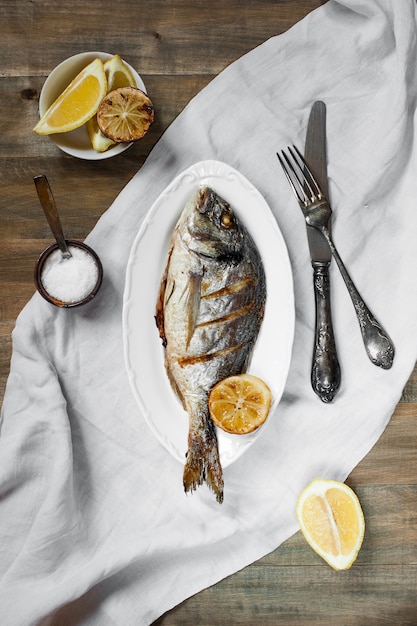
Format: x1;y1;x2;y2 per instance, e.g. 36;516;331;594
1;0;417;623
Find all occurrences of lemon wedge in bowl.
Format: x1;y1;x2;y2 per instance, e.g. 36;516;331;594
104;53;137;90
87;54;139;152
33;58;107;135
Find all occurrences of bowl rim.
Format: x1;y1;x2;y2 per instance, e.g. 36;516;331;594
38;51;146;160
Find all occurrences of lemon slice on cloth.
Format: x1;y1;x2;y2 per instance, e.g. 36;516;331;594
296;478;365;570
87;54;137;152
96;86;154;143
208;374;272;435
33;58;107;135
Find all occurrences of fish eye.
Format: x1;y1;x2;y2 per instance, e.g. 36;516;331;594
220;211;234;229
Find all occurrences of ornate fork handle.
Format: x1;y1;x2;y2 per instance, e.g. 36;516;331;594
278;146;395;371
319;225;395;369
311;261;341;401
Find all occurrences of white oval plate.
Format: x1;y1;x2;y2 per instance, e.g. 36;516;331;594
123;160;295;467
38;51;146;160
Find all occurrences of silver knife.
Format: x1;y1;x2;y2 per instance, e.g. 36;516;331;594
304;101;341;403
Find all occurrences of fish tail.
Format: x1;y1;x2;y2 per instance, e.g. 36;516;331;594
183;420;224;504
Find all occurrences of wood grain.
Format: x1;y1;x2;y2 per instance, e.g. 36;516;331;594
1;1;416;624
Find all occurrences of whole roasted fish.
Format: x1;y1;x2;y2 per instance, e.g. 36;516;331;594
155;186;266;503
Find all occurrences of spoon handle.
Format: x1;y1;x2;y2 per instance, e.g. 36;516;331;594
34;175;71;259
321;226;395;369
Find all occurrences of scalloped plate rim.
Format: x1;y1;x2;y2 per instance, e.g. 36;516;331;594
123;160;295;467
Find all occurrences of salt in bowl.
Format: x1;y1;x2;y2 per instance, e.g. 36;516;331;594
35;240;103;308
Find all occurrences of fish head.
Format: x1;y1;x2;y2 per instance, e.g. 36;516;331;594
182;187;244;259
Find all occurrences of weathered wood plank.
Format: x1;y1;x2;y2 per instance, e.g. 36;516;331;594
401;362;417;402
154;562;417;625
349;405;417;484
260;484;417;566
0;0;327;77
0;74;211;157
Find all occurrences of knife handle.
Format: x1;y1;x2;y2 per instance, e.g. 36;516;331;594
311;262;341;403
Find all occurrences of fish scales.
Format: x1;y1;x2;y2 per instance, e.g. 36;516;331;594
155;186;266;502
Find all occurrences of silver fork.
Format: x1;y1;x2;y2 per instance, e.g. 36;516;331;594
278;145;394;370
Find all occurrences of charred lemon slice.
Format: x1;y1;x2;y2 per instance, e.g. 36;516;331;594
209;374;272;435
96;86;154;143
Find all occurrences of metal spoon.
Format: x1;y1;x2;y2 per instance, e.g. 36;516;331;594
34;175;72;260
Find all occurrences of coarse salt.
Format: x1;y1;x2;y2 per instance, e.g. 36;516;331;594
41;245;99;303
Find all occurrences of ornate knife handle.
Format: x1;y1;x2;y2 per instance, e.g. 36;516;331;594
311;262;341;403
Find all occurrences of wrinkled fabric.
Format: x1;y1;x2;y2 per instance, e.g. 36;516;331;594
1;1;417;624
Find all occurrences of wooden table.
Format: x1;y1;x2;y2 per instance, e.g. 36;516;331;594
1;1;416;624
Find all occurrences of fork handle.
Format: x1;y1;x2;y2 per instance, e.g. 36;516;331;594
321;227;395;369
311;262;341;402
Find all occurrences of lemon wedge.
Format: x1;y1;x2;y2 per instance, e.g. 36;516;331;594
104;53;136;90
87;54;138;152
296;478;365;570
34;58;107;135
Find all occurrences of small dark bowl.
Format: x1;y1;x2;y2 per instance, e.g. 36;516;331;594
34;239;103;308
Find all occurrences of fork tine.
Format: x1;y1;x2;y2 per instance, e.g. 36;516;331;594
277;151;307;204
277;146;324;205
287;146;317;202
292;145;323;199
283;148;315;203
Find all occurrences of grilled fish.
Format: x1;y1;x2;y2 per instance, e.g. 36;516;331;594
155;186;266;502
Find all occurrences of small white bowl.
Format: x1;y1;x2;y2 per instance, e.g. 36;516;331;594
38;51;146;160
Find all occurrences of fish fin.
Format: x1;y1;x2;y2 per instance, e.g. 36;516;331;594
183;270;202;350
155;244;174;347
183;418;224;504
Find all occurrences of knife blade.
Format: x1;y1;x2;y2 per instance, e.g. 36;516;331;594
304;101;341;402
